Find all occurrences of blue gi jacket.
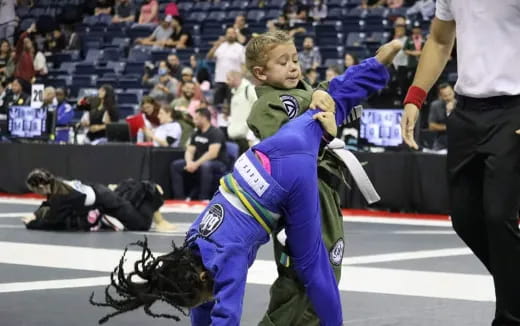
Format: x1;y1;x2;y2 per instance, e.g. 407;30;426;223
188;58;389;326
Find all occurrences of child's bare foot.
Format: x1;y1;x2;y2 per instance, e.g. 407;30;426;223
375;40;403;65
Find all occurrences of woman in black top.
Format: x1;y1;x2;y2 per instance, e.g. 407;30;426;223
0;39;11;79
23;168;175;231
80;84;119;142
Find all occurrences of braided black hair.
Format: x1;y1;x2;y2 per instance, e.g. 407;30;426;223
90;236;214;324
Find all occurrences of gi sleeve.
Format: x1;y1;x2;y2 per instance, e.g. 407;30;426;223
281;162;343;326
190;301;214;326
328;57;390;126
209;248;249;326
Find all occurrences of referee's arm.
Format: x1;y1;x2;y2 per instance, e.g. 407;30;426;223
401;18;456;149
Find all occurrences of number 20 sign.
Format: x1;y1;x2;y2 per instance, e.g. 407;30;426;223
31;84;44;108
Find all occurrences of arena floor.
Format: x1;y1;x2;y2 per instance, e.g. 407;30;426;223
0;197;495;326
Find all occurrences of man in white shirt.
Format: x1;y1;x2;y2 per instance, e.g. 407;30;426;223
226;70;257;154
400;1;520;324
207;27;245;106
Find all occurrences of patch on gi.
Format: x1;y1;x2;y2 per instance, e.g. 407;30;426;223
329;238;345;266
199;204;224;237
279;95;299;119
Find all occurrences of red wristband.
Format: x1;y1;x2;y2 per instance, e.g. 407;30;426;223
403;85;427;109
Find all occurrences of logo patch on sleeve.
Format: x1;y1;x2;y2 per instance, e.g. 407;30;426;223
279;95;299;119
329;238;345;266
199;204;224;237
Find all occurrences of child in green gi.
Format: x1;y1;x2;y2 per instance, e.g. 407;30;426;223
246;31;351;326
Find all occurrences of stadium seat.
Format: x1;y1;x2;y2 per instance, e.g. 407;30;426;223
75;63;96;75
247;10;266;23
119;79;142;90
96;78;119;88
84;49;103;63
117;93;139;105
128;48;152;63
119;105;137;119
193;2;211;11
124;62;145;75
151;49;173;63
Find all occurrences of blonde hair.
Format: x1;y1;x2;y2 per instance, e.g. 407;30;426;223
245;31;294;75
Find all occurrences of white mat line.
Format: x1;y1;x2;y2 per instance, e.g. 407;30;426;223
0;212;33;218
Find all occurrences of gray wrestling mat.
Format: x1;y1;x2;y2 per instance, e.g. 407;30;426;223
0;199;494;325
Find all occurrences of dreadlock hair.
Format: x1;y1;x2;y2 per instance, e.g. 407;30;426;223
90;236;214;324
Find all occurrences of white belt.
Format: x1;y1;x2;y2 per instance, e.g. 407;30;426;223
327;138;380;204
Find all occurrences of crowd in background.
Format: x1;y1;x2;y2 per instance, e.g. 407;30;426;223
0;0;455;198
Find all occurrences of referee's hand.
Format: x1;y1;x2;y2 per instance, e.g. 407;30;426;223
401;103;420;150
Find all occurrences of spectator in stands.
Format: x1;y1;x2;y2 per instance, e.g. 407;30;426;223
0;39;11;79
406;0;435;21
360;0;386;8
310;0;327;22
80;84;119;143
344;52;359;71
138;0;159;24
387;0;404;8
267;14;306;37
42;87;57;111
139;95;160;127
145;61;178;103
14;23;36;83
1;77;29;113
298;36;322;71
32;42;47;77
170;80;200;117
207;27;245;106
283;0;303;20
390;17;410;99
0;0;17;45
190;54;211;86
427;83;455;150
303;68;319;88
164;1;179;17
112;0;136;23
290;5;312;25
404;22;425;71
166;53;183;80
143;105;182;147
176;67;203;101
135;15;173;47
428;83;455;132
55;88;74;136
325;64;342;82
0;80;7;108
164;16;192;49
226;70;256;154
95;0;114;15
44;28;66;54
170;108;228;200
230;14;251;45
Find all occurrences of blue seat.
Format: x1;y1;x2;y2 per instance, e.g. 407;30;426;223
107;61;126;74
347;7;367;19
128;24;156;39
128;48;151;63
119;105;137;119
119;79;142;89
346;32;367;47
247;10;266;22
178;1;194;12
75;63;96;74
117;93;139;105
151;49;173;63
96;78;119;88
103;48;123;62
193;2;211;11
229;0;247;10
124;62;145;75
84;49;103;63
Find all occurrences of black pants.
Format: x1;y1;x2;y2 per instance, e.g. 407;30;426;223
170;159;227;200
92;184;153;231
447;94;520;325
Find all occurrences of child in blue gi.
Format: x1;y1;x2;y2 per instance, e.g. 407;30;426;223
90;36;402;326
